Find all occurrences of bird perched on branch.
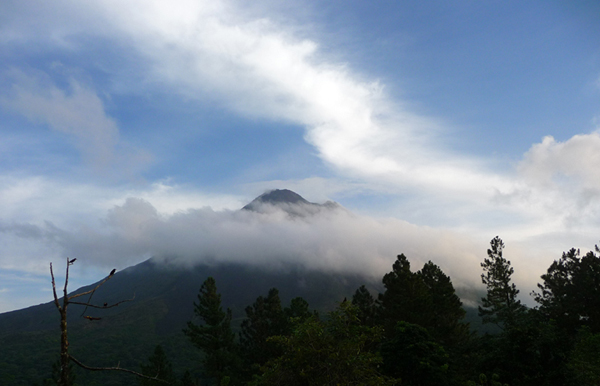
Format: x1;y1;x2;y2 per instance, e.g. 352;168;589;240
109;268;116;276
68;258;77;265
103;302;108;307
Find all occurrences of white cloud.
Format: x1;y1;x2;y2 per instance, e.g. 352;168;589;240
1;70;118;167
4;0;597;230
0;69;152;177
5;197;487;288
512;133;600;230
519;134;600;189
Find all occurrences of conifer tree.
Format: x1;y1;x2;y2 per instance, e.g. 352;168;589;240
479;237;525;328
378;254;428;332
352;285;377;327
534;246;600;335
139;345;176;386
418;261;468;346
239;288;287;371
184;277;237;385
378;255;468;345
283;296;313;325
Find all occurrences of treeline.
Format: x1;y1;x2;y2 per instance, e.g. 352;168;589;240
161;236;600;386
50;236;600;385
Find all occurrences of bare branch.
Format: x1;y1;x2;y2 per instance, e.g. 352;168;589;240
69;272;115;301
50;263;61;311
68;355;171;384
70;294;135;310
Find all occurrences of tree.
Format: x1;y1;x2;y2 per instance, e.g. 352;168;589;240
139;345;176;386
378;254;429;332
283;296;313;325
476;238;570;386
184;277;238;385
180;370;197;386
380;321;449;386
253;302;398;386
566;327;600;385
49;258;162;386
352;285;377;327
479;237;525;328
418;261;469;346
239;288;288;379
378;255;468;346
533;246;600;335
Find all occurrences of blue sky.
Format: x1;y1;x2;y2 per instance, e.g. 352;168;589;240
1;0;599;312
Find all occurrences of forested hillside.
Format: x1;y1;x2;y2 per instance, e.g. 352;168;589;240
2;236;600;385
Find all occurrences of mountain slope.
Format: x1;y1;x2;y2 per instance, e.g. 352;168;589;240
0;259;376;385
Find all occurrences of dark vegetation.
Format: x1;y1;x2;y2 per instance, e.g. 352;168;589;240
2;235;600;385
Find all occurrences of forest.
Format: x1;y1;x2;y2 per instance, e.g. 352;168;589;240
38;236;600;386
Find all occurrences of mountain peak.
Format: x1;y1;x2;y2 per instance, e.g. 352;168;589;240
242;189;339;215
244;189;309;208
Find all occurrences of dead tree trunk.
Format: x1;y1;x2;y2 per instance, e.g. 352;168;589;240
50;258;169;385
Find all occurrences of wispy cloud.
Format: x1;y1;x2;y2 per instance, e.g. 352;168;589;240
4;0;600;232
0;69;151;177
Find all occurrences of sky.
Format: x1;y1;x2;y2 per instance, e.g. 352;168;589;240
1;0;600;313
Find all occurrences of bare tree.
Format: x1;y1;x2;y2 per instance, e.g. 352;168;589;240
50;257;169;385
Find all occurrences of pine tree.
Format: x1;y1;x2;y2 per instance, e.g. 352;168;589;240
418;261;468;346
378;254;429;332
239;288;287;372
184;277;238;385
534;246;600;335
378;255;468;345
283;296;313;326
139;345;176;386
180;370;197;386
352;285;377;327
479;237;525;328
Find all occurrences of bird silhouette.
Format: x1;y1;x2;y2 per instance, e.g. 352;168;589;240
110;268;116;276
103;302;108;307
68;258;77;264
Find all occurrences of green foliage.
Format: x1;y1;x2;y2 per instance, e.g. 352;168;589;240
464;373;508;386
283;296;314;323
381;321;449;386
566;327;600;385
179;370;197;386
352;285;377;327
253;302;398;386
239;288;288;381
479;237;525;328
34;357;75;386
378;254;428;329
418;261;469;346
183;277;239;385
139;345;176;386
534;246;600;336
476;239;582;386
378;255;469;347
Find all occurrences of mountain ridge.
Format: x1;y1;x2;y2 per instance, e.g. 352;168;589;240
242;188;341;215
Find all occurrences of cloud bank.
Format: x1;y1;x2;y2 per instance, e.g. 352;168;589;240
0;194;557;301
